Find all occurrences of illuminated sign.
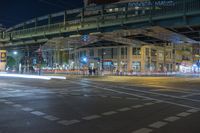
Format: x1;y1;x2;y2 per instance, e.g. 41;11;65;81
0;50;7;62
128;1;175;7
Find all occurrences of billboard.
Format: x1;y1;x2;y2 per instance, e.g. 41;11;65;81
0;50;6;62
0;50;6;71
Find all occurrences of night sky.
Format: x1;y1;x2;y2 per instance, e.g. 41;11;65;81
0;0;83;27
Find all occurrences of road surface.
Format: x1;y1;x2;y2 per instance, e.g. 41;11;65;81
0;76;200;133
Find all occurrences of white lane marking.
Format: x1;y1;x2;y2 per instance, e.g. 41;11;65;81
181;93;200;98
69;93;81;96
128;83;200;93
90;84;199;109
82;79;198;93
142;99;153;101
132;105;144;108
67;80;200;109
83;94;91;97
132;128;153;133
151;88;190;94
31;111;46;116
44;115;60;121
82;115;101;120
144;102;154;106
113;84;200;103
21;107;34;112
12;104;23;108
60;93;67;95
118;107;131;112
102;111;117;116
111;96;122;99
0;99;8;102
126;97;138;100
177;112;191;117
4;101;14;105
164;116;180;122
149;121;168;128
187;109;199;113
100;95;108;98
58;120;69;125
82;80;200;103
153;101;162;103
60;120;80;126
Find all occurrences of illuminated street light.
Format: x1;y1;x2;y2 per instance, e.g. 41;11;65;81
13;51;18;55
83;57;88;63
80;57;88;64
83;57;87;62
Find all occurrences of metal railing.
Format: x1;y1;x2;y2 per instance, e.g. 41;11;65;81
1;0;200;42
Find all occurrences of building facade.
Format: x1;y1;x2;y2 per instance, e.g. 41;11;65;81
70;43;194;73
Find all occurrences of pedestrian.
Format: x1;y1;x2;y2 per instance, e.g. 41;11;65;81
93;68;96;75
89;68;92;75
116;69;119;76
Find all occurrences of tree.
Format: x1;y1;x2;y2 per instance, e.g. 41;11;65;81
7;56;16;68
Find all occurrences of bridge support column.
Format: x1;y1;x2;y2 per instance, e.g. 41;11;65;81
57;50;61;65
53;49;61;67
127;46;132;72
117;47;121;71
93;48;99;70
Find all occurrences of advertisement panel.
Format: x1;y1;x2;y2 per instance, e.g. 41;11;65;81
0;50;7;62
0;50;7;71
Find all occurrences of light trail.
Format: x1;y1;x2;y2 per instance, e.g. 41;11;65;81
0;73;66;80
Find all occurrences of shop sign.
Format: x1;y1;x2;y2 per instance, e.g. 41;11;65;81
0;50;6;63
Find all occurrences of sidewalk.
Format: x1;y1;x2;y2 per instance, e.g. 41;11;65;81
44;73;105;79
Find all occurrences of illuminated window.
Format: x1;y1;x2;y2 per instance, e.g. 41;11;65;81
133;48;141;55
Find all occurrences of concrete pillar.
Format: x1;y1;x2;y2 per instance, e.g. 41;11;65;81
117;47;121;71
76;49;80;69
94;48;98;57
127;46;132;72
141;47;146;72
54;49;61;66
57;50;60;65
86;49;90;67
94;48;98;68
62;51;68;64
54;50;57;65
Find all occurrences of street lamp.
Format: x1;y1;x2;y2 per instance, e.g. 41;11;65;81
13;51;18;55
83;57;88;63
81;57;88;64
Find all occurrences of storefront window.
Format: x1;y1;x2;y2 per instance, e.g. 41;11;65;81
151;49;157;56
132;61;141;72
165;51;172;59
158;52;164;60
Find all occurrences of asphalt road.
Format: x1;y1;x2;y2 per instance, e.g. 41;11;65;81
0;76;200;133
